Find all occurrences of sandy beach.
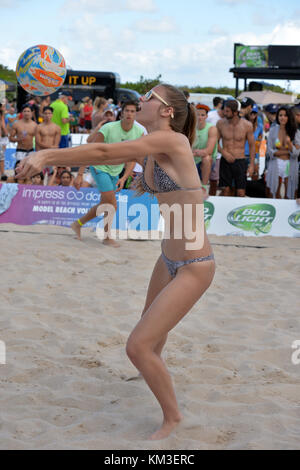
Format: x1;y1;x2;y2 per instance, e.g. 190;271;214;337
0;223;299;450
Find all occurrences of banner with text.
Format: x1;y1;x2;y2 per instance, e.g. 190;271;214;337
0;185;299;238
0;184;161;235
203;196;300;237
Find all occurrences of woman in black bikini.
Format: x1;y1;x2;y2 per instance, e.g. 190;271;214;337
17;84;216;440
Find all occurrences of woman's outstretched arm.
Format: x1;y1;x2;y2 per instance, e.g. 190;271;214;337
16;131;186;180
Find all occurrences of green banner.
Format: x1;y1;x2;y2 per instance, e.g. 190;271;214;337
204;201;214;229
288;210;300;231
227;204;276;235
235;45;268;68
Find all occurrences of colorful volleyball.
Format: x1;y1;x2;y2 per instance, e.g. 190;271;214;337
16;45;66;96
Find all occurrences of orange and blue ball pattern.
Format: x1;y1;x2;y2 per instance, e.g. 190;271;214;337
16;45;66;96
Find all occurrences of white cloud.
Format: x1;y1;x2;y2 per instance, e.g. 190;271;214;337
134;17;177;33
114;36;232;82
218;0;247;4
0;42;22;70
120;28;136;43
2;19;300;93
0;0;23;7
233;21;300;46
126;0;156;12
208;24;228;36
61;0;156;14
111;21;300;89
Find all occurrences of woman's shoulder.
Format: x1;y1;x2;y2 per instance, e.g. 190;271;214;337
150;129;188;144
269;123;279;137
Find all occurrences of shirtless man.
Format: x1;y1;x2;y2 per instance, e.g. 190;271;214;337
217;100;255;197
35;107;61;151
9;105;37;160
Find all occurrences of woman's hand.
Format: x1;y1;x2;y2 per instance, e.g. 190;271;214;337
115;176;127;192
95;120;106;132
274;149;289;157
16;150;49;180
74;174;83;190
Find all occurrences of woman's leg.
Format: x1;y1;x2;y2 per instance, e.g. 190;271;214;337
284;177;288;199
275;177;282;199
71;191;117;242
126;259;215;440
200;155;212;186
209;179;217;196
141;254;173;356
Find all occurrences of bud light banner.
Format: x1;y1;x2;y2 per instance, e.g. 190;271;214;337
234;45;268;68
227;203;276;235
203;197;299;237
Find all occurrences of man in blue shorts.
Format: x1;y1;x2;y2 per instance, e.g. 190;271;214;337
71;101;144;246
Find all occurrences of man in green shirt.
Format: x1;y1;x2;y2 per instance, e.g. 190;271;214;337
71;101;144;246
192;103;218;195
50;91;72;148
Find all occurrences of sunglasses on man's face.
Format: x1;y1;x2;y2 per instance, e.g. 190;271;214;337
141;90;174;118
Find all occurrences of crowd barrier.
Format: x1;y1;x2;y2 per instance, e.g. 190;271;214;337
0;184;299;238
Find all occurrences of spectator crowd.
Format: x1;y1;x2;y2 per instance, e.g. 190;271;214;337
0;90;300;202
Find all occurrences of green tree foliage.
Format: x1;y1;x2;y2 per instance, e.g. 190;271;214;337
0;65;17;101
119;74;295;97
120;74;162;94
0;64;17;83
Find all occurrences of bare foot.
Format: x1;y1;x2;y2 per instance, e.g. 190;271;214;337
103;238;120;248
149;416;182;440
71;221;82;240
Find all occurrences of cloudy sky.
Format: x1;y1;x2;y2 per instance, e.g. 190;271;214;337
1;0;300;92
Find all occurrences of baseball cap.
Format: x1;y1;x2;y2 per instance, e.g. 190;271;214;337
251;104;259;113
58;91;72;97
223;99;241;112
264;103;278;114
240;97;255;108
103;108;114;115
